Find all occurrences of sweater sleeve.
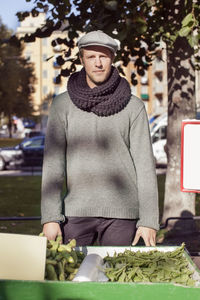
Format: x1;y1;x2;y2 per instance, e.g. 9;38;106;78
41;98;67;225
130;106;159;231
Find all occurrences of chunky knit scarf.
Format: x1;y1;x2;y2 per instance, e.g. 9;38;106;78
67;66;131;117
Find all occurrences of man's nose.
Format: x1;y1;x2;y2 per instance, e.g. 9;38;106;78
95;57;102;67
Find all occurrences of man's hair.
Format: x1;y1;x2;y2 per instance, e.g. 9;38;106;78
79;47;115;60
79;48;84;58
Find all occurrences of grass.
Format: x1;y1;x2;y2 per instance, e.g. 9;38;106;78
0;138;42;234
0;176;42;235
0;138;22;148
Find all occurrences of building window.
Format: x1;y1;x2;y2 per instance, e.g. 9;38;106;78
155;70;163;81
141;94;149;101
24;51;32;61
53;70;60;84
53;61;60;68
43;70;48;78
53;54;62;68
141;76;148;85
43;85;48;95
43;54;47;61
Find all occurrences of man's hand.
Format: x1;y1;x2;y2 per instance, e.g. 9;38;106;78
43;222;62;242
132;226;156;246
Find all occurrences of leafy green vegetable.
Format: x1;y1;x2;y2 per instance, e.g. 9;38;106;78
103;243;196;286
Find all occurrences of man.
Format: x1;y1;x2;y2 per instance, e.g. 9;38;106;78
41;30;159;247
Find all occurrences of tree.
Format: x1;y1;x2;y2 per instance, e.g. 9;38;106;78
15;0;200;227
0;19;36;137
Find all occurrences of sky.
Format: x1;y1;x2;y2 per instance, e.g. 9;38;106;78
0;0;34;32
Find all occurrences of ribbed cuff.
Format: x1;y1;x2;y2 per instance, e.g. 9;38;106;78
41;214;65;225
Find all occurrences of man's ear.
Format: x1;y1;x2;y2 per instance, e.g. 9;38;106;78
80;56;84;66
111;52;115;64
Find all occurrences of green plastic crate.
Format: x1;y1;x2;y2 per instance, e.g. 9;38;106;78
0;246;200;300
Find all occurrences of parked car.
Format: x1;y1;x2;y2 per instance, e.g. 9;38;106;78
151;111;200;166
22;118;36;129
151;113;167;166
152;139;167;166
0;135;45;171
24;130;45;138
0;125;8;138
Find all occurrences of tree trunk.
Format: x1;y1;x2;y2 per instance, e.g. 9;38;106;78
162;37;196;230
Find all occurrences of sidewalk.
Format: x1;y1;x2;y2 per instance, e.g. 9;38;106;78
0;167;167;176
0;167;42;176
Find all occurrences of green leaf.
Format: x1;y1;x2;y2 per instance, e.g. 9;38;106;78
169;34;178;42
188;35;195;48
189;34;200;49
179;26;191;37
182;13;194;27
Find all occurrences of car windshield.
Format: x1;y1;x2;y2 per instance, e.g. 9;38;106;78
20;137;44;149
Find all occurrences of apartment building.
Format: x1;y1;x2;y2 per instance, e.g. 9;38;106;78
16;13;70;116
124;43;168;117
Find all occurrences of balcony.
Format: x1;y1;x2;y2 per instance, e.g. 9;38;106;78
141;76;148;85
154;60;164;72
154;83;164;94
141;94;149;101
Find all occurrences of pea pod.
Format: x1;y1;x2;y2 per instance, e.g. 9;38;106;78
103;243;196;286
58;261;65;281
65;264;77;273
43;236;85;281
46;259;57;266
46;264;58;281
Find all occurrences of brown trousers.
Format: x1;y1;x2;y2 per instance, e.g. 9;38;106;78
62;217;137;246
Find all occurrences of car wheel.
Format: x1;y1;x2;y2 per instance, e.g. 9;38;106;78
0;156;5;171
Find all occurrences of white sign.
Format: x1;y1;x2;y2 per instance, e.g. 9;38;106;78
181;120;200;193
0;233;47;280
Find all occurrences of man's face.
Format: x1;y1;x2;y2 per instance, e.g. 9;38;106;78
80;45;114;88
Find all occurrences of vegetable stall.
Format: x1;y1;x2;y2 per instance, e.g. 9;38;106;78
0;233;200;300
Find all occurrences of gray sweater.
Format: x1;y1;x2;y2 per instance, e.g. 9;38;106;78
41;91;159;230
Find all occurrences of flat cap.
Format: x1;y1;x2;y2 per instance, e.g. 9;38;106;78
77;30;119;54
